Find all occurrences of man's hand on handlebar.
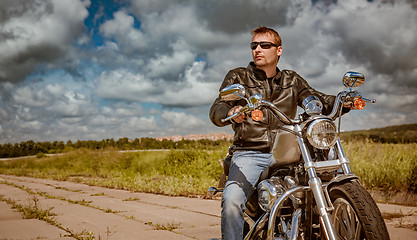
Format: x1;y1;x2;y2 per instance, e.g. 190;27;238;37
228;105;246;123
343;101;353;109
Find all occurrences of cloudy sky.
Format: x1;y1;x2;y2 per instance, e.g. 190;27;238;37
0;0;416;144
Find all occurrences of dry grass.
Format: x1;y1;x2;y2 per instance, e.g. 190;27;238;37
0;141;416;204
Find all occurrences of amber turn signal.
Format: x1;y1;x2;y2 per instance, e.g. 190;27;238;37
251;109;263;121
354;98;366;110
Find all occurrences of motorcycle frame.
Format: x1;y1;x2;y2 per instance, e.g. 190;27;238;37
243;122;358;240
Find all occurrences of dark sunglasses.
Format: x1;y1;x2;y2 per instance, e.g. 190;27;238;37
250;41;278;50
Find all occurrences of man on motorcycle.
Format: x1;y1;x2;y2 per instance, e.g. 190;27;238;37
209;26;347;240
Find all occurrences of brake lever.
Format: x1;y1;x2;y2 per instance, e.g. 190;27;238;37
221;105;250;123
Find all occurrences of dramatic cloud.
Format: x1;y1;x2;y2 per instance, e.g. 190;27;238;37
95;61;218;107
0;0;416;144
0;0;90;83
99;10;147;54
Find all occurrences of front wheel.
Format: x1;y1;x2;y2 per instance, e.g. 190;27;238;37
329;180;390;240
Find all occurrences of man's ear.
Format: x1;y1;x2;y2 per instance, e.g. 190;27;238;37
277;46;283;57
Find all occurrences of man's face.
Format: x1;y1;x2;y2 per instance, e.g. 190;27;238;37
251;33;282;70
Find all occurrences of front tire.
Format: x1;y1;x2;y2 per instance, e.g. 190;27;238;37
329;180;390;240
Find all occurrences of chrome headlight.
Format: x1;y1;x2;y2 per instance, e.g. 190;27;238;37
306;119;337;149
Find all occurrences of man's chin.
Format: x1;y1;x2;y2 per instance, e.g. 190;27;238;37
254;62;266;68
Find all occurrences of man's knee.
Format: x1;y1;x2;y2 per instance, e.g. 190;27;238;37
222;185;245;211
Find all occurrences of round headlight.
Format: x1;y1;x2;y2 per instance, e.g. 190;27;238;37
306;119;337;149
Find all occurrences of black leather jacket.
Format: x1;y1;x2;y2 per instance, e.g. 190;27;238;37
209;62;339;153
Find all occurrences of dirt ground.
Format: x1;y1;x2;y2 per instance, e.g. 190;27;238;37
0;174;416;240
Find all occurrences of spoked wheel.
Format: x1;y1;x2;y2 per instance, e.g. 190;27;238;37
332;198;364;239
329;180;390;240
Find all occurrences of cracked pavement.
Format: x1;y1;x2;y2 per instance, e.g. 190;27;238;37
0;174;416;240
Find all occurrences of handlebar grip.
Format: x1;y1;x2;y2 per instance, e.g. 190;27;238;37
221;111;241;123
221;105;249;123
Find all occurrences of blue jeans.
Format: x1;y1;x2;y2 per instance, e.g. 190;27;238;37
221;151;275;240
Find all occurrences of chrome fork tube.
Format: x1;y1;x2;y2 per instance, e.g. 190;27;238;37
335;138;352;174
295;125;338;240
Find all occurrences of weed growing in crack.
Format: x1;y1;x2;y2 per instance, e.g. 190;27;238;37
122;197;140;201
91;192;105;196
151;222;181;231
61;229;97;240
0;195;57;224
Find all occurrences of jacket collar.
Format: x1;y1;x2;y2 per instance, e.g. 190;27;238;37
248;62;281;80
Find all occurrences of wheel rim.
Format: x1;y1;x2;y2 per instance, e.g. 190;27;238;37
332;198;364;240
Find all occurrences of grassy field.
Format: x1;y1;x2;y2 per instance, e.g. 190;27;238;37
0;141;416;203
0;148;227;197
345;141;417;192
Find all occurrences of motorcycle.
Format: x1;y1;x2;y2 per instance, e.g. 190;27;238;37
209;72;390;240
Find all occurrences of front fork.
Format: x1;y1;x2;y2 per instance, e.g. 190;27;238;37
298;126;350;240
266;137;352;239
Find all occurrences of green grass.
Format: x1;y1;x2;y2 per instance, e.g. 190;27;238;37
152;222;181;231
345;140;417;193
0;148;226;197
2;195;56;222
0;142;416;198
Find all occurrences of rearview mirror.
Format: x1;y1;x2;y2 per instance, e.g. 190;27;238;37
342;72;365;88
220;84;245;101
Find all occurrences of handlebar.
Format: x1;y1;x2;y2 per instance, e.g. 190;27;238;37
221;91;376;124
362;98;376;103
221;98;301;125
326;91;347;120
221;105;250;123
260;100;301;125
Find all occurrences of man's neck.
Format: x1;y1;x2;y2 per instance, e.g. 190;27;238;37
259;66;277;78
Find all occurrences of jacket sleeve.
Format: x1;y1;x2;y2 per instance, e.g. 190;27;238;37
295;73;350;115
209;70;239;127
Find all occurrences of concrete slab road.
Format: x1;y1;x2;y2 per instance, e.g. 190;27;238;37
0;174;416;240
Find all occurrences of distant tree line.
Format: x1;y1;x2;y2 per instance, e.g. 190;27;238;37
340;133;417;144
0;138;232;158
340;123;417;144
1;124;416;158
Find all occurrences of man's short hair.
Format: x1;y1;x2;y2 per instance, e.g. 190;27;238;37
251;26;282;46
